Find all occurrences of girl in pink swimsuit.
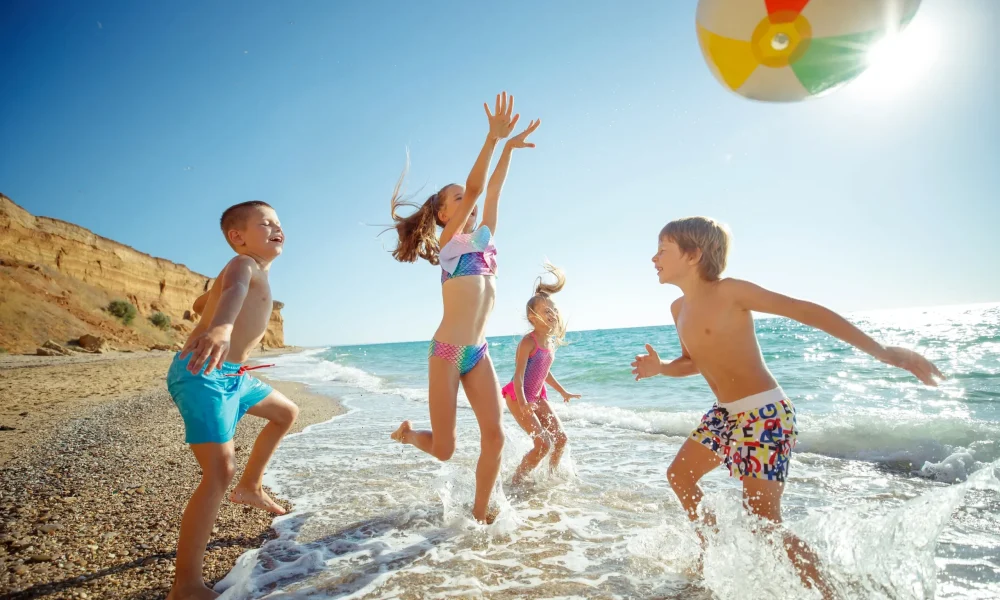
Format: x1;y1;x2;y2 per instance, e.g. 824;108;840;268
502;264;580;484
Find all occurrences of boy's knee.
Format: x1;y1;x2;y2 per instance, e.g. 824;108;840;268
203;454;237;489
278;402;299;428
666;462;690;490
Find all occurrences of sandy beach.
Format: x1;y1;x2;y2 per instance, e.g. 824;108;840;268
0;349;342;599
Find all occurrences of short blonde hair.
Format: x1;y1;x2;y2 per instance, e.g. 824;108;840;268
659;217;731;281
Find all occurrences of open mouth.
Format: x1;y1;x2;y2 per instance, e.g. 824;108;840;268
269;236;284;244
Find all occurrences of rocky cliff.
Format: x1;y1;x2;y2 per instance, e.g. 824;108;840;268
0;194;286;353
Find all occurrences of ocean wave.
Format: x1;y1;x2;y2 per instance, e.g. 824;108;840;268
268;351;1000;480
554;402;1000;480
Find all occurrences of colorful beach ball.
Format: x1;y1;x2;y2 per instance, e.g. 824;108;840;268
696;0;922;102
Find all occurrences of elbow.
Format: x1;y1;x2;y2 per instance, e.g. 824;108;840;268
464;181;485;199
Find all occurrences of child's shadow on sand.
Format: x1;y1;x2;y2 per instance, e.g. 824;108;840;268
218;508;458;598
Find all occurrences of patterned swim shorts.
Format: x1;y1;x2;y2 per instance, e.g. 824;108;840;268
689;399;797;482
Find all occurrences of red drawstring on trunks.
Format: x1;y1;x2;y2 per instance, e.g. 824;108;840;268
224;363;275;377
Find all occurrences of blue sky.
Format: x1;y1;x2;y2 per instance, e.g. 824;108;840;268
2;0;998;346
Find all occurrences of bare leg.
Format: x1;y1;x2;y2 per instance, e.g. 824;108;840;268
743;478;834;600
168;442;236;600
461;353;505;523
533;400;568;472
229;390;299;515
667;439;723;522
504;395;550;484
667;439;724;577
392;356;460;461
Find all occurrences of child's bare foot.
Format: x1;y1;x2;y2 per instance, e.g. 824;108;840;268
391;420;412;443
473;504;500;525
166;582;219;600
229;486;287;515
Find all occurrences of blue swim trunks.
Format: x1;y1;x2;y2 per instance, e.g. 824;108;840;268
166;353;273;445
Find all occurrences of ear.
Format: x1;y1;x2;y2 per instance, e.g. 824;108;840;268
436;204;448;225
227;228;245;247
685;248;703;267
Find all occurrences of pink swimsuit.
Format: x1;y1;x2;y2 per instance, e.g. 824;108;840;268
502;333;554;403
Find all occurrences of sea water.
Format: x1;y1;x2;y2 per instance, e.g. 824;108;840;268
217;304;1000;599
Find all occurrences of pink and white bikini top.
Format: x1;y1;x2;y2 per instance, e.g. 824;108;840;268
439;225;497;284
514;332;555;401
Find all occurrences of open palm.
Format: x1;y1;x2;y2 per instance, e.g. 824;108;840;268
485;91;519;139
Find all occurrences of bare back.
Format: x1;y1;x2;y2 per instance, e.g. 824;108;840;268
673;279;779;403
189;258;273;364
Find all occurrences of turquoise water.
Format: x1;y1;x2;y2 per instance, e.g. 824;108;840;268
218;304;1000;599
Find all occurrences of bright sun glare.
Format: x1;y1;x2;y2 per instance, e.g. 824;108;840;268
851;17;940;99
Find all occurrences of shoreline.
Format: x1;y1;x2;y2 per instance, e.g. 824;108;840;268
0;348;344;599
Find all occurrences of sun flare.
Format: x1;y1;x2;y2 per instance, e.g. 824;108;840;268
851;16;940;99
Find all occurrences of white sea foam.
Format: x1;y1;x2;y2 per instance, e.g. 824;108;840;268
221;324;1000;598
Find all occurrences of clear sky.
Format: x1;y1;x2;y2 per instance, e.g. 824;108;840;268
2;0;998;346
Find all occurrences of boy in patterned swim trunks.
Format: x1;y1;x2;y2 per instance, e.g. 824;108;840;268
630;216;943;595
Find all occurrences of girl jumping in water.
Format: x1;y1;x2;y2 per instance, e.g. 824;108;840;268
503;264;580;485
389;92;540;523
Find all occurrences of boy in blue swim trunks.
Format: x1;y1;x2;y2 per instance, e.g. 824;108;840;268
631;217;943;597
166;201;298;600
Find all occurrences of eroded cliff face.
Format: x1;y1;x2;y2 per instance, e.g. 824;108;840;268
0;194;286;353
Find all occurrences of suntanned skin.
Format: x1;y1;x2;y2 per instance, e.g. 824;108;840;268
167;205;300;600
391;92;541;523
632;233;943;599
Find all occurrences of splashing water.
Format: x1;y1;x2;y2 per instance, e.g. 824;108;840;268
217;305;1000;598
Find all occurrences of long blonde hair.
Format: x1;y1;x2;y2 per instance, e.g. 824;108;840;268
386;161;450;264
527;263;568;344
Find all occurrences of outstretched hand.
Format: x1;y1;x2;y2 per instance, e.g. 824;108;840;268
879;346;945;386
506;119;541;149
561;392;581;403
630;344;662;381
485;91;519;140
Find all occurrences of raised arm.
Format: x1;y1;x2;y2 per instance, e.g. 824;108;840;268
181;255;255;375
727;279;943;385
479;118;540;236
439;92;517;247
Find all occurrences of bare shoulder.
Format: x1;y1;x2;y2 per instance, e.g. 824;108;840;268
669;297;684;320
716;278;759;301
220;254;258;276
518;334;537;354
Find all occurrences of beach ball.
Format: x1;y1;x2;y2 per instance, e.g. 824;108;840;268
696;0;922;102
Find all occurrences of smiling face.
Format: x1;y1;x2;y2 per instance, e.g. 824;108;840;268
652;236;698;285
436;184;476;233
528;296;559;332
223;204;284;262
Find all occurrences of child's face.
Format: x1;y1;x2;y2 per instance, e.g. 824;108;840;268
437;185;476;233
528;298;559;332
237;206;284;260
652;237;693;284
